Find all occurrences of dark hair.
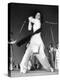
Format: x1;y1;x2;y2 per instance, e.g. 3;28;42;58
31;9;44;24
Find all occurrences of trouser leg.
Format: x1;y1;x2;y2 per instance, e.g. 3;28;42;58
35;47;53;72
20;46;32;73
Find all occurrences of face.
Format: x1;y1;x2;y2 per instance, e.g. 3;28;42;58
35;12;40;19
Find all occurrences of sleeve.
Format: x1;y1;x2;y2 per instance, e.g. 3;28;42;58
28;16;35;23
28;22;32;31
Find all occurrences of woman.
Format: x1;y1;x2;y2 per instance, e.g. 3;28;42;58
20;11;54;73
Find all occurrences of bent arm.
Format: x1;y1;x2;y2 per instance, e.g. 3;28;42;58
28;22;32;31
28;17;35;31
28;16;35;23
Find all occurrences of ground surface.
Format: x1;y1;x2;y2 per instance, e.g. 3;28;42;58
10;69;58;77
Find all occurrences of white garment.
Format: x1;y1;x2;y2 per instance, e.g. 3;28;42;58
20;17;53;73
27;60;32;70
28;17;44;53
28;17;41;32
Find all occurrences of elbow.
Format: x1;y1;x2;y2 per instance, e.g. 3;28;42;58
28;16;33;21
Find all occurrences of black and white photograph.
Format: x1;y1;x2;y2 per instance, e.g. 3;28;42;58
8;3;59;77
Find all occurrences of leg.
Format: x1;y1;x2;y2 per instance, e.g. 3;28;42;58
35;46;54;72
20;46;33;73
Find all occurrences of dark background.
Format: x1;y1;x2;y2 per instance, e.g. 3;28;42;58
8;3;58;64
